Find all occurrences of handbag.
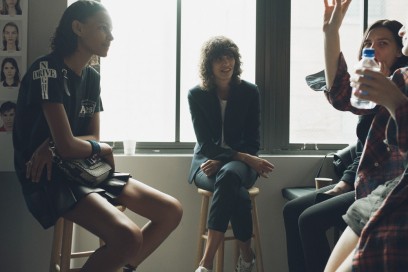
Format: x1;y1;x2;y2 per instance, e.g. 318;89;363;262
49;140;112;187
332;144;357;178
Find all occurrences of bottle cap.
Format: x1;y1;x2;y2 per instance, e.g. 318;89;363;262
362;48;375;58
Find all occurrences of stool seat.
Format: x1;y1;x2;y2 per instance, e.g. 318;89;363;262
49;205;126;272
196;186;264;272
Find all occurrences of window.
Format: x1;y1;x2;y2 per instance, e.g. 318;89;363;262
68;0;407;152
288;0;407;148
99;0;256;145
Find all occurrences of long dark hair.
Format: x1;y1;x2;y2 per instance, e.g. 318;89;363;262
1;57;20;85
2;22;19;51
199;36;242;91
358;20;408;73
1;0;22;15
50;0;107;58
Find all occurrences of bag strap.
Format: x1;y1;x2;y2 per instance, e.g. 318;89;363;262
315;152;335;178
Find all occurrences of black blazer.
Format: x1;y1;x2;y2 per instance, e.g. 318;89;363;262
187;80;261;183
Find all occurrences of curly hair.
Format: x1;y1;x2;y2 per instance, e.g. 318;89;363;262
199;36;242;91
358;19;408;73
50;0;106;59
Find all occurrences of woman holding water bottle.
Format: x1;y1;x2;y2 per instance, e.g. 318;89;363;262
322;0;408;271
283;1;408;271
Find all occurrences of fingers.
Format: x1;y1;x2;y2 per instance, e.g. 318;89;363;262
258;160;275;178
378;61;390;76
259;170;270;178
26;153;54;182
26;158;41;182
200;162;213;176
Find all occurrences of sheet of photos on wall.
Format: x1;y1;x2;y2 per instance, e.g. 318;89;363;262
0;0;27;171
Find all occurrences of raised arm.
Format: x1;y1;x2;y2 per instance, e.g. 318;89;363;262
323;0;352;89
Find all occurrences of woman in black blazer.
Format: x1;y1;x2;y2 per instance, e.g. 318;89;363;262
188;36;274;272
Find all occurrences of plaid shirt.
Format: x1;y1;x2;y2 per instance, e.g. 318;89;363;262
327;54;408;199
352;169;408;271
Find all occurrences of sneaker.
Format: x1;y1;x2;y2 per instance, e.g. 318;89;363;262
123;264;136;272
195;266;213;272
235;254;255;272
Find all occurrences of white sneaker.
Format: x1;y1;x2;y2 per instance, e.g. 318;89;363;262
235;255;255;272
195;266;213;272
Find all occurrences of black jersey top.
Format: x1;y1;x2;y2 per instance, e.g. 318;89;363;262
12;53;104;228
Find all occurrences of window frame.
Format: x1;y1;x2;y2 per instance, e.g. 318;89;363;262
104;0;372;154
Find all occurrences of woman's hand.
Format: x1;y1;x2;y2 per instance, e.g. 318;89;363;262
99;142;115;171
350;68;408;117
200;159;222;177
378;61;391;77
240;153;275;178
323;0;352;34
324;180;352;196
26;139;53;182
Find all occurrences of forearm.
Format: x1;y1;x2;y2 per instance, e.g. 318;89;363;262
324;30;341;90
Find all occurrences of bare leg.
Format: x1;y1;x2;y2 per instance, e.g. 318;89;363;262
116;178;183;267
336;250;354;272
324;227;358;272
63;193;143;272
199;229;224;269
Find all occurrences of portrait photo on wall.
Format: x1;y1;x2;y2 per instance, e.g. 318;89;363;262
0;100;15;132
0;0;25;171
0;0;22;16
0;55;20;89
0;20;22;52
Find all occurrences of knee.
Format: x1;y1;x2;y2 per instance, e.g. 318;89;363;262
110;222;143;261
161;196;183;230
283;200;301;222
169;197;183;229
298;209;318;231
215;168;240;189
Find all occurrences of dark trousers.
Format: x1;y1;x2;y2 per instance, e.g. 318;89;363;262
283;184;355;272
194;161;257;242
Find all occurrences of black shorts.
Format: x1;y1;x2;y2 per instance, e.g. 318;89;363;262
21;170;130;229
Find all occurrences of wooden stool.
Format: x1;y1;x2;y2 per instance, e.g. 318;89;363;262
196;187;264;272
49;205;126;272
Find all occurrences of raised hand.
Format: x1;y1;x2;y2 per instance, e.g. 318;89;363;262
323;0;352;33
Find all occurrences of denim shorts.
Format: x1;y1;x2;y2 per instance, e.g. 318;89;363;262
343;175;401;236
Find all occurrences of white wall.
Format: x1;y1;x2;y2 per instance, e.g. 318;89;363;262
0;155;336;272
0;2;340;271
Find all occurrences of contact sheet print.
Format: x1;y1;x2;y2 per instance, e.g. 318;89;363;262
0;0;27;171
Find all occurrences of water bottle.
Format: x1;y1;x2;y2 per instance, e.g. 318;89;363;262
350;48;380;109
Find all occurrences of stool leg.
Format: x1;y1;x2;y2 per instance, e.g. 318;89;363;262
251;197;264;272
60;219;74;272
233;239;239;266
215;240;225;272
196;195;210;267
49;218;64;272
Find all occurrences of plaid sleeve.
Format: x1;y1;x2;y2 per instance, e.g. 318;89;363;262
327;53;377;115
